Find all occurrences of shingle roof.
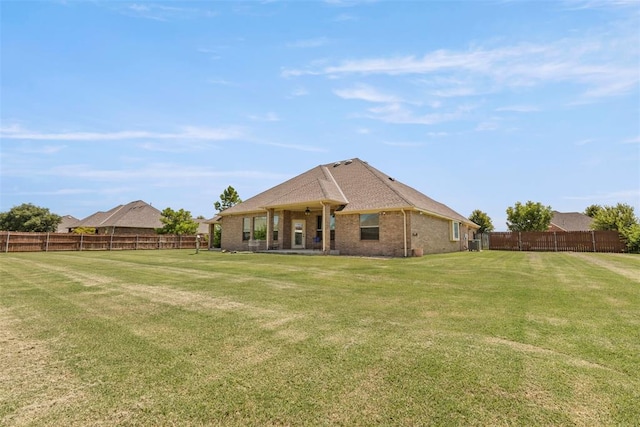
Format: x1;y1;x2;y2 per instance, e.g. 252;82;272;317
549;211;593;231
221;158;477;227
75;200;163;229
57;215;79;233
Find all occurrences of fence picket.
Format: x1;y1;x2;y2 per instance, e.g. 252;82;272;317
488;231;625;253
0;232;200;253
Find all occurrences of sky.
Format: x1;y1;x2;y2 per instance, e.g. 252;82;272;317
1;0;639;231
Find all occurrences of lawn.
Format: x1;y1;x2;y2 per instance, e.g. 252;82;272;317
1;250;638;426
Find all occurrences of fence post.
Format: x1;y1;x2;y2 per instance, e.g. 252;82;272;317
110;233;114;251
135;235;139;250
179;235;182;249
4;232;9;253
80;233;84;251
518;232;522;251
591;231;596;252
553;232;557;252
45;233;50;252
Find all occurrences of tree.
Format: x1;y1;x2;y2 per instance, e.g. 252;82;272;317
213;186;242;248
72;226;96;234
506;201;553;232
158;208;198;235
584;204;603;218
468;209;494;234
590;203;637;231
0;203;62;232
214;186;242;213
590;203;640;252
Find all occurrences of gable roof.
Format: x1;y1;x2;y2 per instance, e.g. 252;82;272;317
75;200;163;229
549;211;593;231
220;158;477;227
57;215;79;233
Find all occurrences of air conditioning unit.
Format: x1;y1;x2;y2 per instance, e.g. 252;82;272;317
469;239;482;251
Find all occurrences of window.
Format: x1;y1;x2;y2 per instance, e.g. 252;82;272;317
316;214;336;241
451;221;460;241
330;214;335;241
253;216;267;240
273;215;279;241
360;214;379;240
242;218;250;241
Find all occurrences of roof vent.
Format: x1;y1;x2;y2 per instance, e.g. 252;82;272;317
345;159;353;165
388;177;395;181
333;162;341;167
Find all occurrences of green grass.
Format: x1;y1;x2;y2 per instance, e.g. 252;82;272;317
1;250;639;426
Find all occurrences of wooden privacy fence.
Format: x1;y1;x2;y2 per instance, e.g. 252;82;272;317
488;231;626;253
0;232;200;253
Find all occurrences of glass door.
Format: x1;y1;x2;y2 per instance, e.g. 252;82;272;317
291;220;305;249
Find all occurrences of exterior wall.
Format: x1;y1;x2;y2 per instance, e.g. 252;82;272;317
221;210;477;256
221;211;287;251
335;212;406;257
409;212;467;254
220;215;246;251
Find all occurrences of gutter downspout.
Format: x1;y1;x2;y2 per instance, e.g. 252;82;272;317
402;209;408;257
321;202;326;253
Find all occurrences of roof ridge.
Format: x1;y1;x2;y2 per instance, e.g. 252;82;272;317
99;204;125;226
321;166;349;204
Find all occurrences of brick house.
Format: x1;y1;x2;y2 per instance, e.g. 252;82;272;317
548;211;593;232
209;158;479;257
72;200;163;235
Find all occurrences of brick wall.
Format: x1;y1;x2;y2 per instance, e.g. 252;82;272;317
409;212;466;254
335;212;406;257
222;210;474;256
220;215;245;251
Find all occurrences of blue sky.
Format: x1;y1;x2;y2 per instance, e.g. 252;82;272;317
1;0;638;230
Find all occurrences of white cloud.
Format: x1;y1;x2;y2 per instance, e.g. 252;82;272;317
283;30;639;101
16;144;67;154
495;105;540;113
575;139;595;146
333;13;357;22
14;163;291;182
120;3;218;21
622;137;640;144
289;87;309;97
0;124;245;141
365;103;467;125
333;84;401;103
286;37;329;48
248;112;280;122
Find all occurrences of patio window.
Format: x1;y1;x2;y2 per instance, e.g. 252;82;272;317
273;215;279;241
451;221;460;241
242;218;250;241
253;216;267;240
360;214;379;240
316;214;336;240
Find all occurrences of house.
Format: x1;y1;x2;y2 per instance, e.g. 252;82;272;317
548;211;593;232
57;215;79;233
208;158;479;257
194;218;210;236
72;200;163;235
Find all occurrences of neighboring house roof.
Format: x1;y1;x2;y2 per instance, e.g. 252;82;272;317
57;215;79;233
75;200;163;229
194;219;210;234
549;211;593;231
220;158;477;227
